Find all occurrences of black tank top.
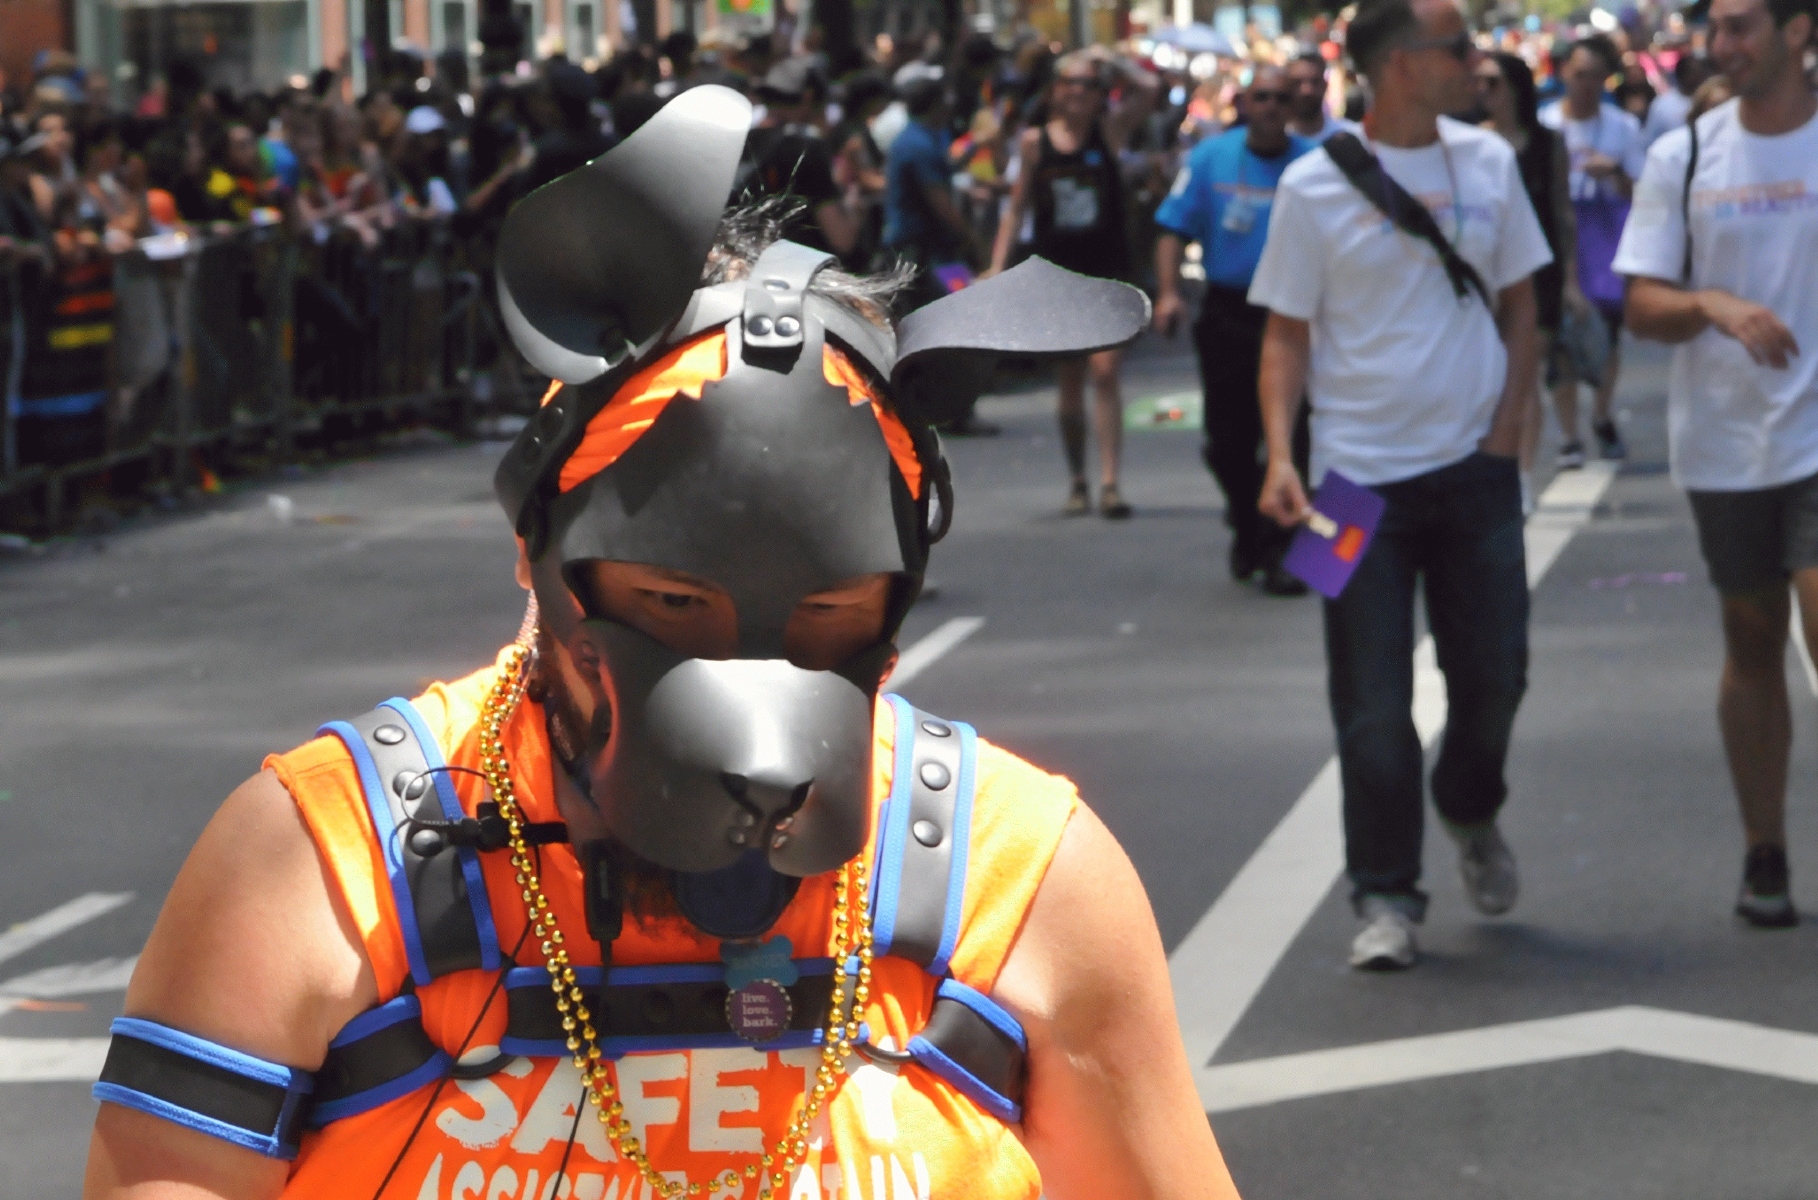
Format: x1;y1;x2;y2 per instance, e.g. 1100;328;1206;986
1028;123;1130;281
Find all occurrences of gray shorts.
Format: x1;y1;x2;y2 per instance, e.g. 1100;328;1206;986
1686;471;1818;593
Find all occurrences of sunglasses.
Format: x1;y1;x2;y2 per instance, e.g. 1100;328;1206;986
1248;89;1293;103
1406;31;1474;61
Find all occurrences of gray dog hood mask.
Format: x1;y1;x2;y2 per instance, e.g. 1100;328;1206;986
492;85;1150;937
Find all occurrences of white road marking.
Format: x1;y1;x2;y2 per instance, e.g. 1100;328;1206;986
1200;1006;1818;1113
1171;464;1619;1093
0;894;133;969
0;956;139;999
888;617;986;689
0;1037;110;1084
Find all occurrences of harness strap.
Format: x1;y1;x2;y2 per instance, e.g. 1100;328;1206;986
320;698;502;987
499;961;840;1058
870;695;976;974
93;1018;314;1160
310;995;451;1126
908;981;1027;1124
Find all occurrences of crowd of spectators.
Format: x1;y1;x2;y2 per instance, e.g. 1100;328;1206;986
0;9;1736;496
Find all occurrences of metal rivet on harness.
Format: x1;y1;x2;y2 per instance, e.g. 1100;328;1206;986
408;827;444;856
748;315;773;336
728;829;748;847
373;724;406;746
392;770;429;801
921;720;952;737
912;819;943;848
919;761;951;790
775;316;800;337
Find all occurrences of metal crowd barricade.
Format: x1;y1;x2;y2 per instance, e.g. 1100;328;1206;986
0;217;485;533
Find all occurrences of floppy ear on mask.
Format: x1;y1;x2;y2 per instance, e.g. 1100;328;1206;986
890;258;1153;427
495;84;752;386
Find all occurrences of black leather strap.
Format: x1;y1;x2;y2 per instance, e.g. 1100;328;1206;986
503;971;837;1048
1681;116;1701;284
920;994;1026;1109
1324;132;1492;308
885;708;966;968
346;708;488;981
315;1017;445;1111
94;1020;313;1159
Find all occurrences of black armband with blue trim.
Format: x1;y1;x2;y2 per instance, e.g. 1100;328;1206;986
93;1018;314;1159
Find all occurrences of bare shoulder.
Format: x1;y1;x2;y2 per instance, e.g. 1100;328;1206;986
125;769;377;1066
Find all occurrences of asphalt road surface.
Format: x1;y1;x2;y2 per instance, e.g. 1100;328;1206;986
5;335;1817;1199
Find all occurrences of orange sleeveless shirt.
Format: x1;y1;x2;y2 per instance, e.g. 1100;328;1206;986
265;650;1078;1200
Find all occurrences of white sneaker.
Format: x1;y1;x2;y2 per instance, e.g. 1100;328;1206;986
1446;819;1519;916
1350;898;1417;970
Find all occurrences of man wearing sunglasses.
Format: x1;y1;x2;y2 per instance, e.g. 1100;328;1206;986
1153;65;1316;594
1250;0;1551;970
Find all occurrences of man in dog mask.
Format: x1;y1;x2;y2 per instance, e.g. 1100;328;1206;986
84;87;1242;1200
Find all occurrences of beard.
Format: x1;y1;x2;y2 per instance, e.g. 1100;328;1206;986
528;622;685;928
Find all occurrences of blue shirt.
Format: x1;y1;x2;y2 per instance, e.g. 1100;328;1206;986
883;119;953;252
1153;129;1314;289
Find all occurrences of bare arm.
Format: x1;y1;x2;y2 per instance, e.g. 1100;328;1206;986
1153;231;1187;336
84;771;378;1200
1256;312;1312;527
995;804;1242;1200
813;198;860;257
1628;275;1800;368
1482;277;1538;457
989;127;1042;275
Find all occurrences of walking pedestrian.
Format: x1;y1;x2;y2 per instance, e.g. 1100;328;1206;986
1153;65;1314;593
1478;51;1590;511
989;49;1157;518
1618;0;1818;927
1251;0;1552;970
1286;52;1359;143
1540;35;1644;468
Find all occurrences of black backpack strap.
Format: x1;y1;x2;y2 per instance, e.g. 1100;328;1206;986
869;696;976;974
1324;131;1493;308
318;698;503;988
1681;116;1701;284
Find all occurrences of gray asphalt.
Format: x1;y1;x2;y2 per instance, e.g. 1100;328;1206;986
4;332;1815;1198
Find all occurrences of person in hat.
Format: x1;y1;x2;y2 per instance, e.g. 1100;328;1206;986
83;86;1242;1200
739;57;859;263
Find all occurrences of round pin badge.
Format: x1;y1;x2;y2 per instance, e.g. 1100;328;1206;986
726;978;792;1044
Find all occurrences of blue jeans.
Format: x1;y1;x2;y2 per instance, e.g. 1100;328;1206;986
1323;452;1529;921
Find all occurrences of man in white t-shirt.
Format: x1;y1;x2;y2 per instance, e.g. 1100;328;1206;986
1286;52;1361;143
1251;0;1551;971
1539;35;1648;468
1616;0;1818;930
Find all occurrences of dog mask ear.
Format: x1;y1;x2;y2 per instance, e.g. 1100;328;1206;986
495;85;753;385
890;257;1153;425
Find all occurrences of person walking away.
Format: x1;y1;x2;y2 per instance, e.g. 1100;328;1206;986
1618;0;1818;927
1153;65;1314;594
1252;0;1551;970
989;49;1157;518
739;58;860;263
1286;52;1360;143
1540;35;1645;467
1479;51;1590;512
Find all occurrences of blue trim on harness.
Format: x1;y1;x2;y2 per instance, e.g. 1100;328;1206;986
382;697;502;973
906;1034;1021;1125
307;1050;453;1127
327;994;424;1048
319;719;433;988
95;1018;314;1159
928;720;978;977
868;694;919;956
93;1082;305;1159
935;978;1027;1051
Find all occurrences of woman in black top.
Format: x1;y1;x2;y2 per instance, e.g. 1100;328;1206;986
1478;51;1587;506
989;49;1155;519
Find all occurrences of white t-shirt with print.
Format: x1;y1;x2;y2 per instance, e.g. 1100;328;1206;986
1539;99;1648;202
1247;117;1554;486
1612;98;1818;491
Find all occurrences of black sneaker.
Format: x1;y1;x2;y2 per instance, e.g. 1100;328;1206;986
1737;845;1798;928
1229;543;1262;582
1593;418;1627;461
1260;562;1309;596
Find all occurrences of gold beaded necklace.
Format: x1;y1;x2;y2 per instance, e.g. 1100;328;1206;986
477;642;876;1200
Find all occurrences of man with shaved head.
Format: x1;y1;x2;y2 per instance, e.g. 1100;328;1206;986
1251;0;1551;970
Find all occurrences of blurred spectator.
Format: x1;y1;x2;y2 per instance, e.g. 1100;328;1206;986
1540;35;1644;468
738;58;857;261
882;80;980;300
831;73;892;254
1286;52;1359;142
990;49;1157;517
1643;54;1713;148
522;62;614;193
396;107;458;217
